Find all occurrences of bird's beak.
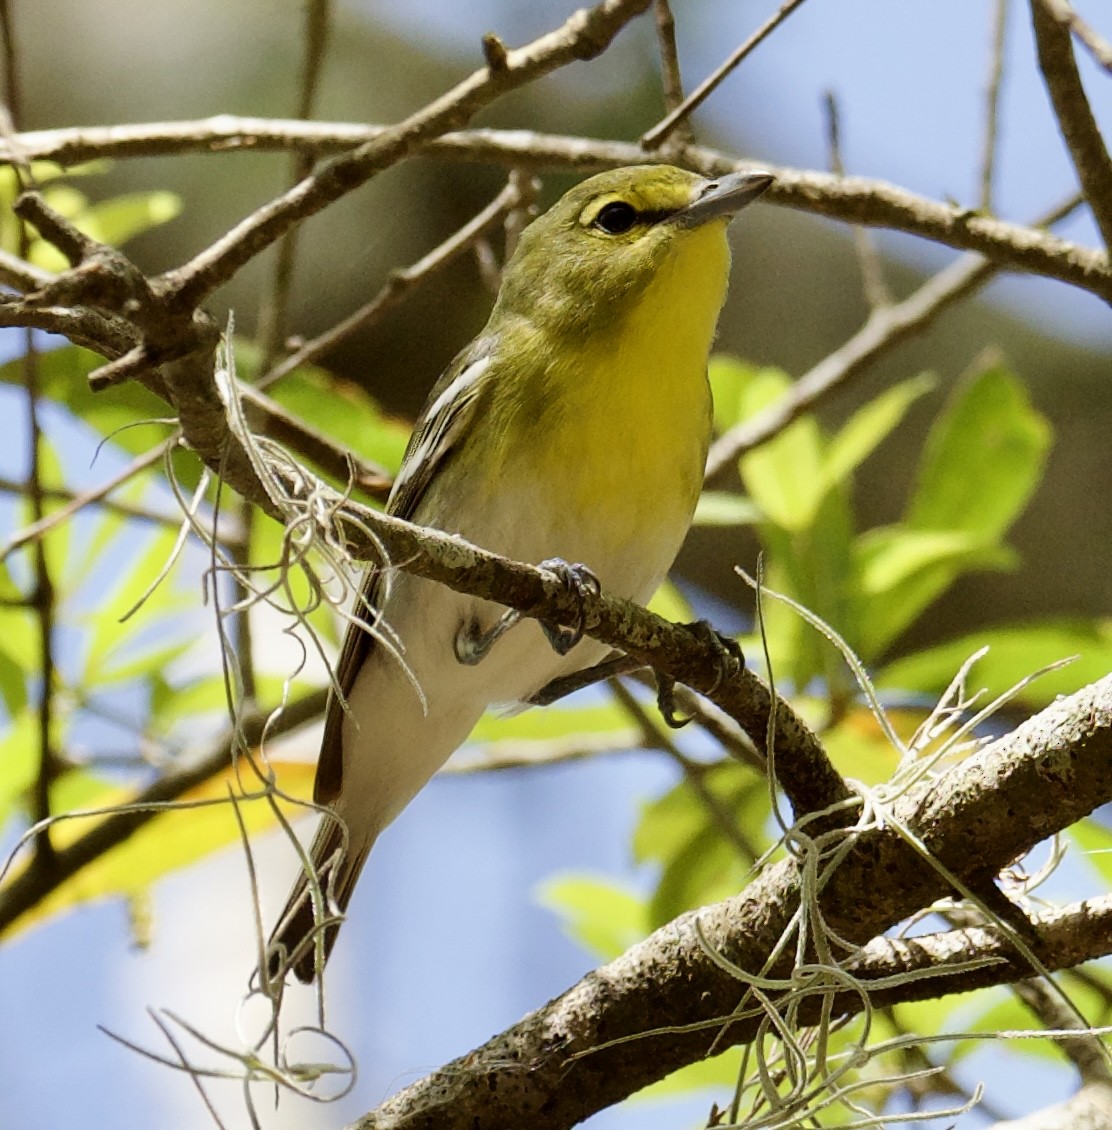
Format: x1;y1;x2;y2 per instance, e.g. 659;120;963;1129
675;169;775;227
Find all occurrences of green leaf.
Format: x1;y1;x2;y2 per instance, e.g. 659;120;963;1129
635;763;765;927
79;191;182;247
739;369;827;532
632;1048;741;1101
266;365;410;478
853;527;1017;660
535;875;647;960
824;373;935;489
693;490;760;527
469;699;635;746
16;436;71;590
649;822;748;927
81;526;191;686
1068;818;1112;886
0;345;178;470
878;619;1112;706
0;708;37;828
908;361;1052;540
0;640;29;718
708;354;762;434
647;579;694;623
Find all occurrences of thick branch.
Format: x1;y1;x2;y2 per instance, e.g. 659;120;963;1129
1;122;1108;301
353;675;1112;1129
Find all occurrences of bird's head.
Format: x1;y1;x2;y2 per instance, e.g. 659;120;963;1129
494;164;774;337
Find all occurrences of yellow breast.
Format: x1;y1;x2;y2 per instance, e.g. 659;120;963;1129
557;221;728;523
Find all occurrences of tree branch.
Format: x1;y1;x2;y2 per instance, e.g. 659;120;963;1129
1030;0;1112;249
1;122;1108;301
157;0;653;307
0;690;328;936
352;675;1112;1129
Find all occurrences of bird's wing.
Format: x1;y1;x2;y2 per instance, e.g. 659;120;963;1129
313;339;496;804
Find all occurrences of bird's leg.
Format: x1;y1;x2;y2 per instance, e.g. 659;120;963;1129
454;559;600;667
528;652;640;706
455;608;521;666
537;558;602;655
654;621;745;728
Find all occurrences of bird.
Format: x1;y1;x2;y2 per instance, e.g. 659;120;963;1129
267;163;774;983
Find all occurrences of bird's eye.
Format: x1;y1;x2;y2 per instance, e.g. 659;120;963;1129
593;201;638;234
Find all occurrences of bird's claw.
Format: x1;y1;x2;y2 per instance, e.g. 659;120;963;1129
655;672;690;728
687;619;745;692
455;607;521;666
539;558;601;656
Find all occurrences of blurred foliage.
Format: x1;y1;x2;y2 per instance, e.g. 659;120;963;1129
0;151;1109;1128
538;353;1112;1122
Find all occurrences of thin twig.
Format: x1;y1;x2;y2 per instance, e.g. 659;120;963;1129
1011;977;1112;1084
609;679;760;863
0;690;328;935
0;441;188;562
236;384;392;497
823;91;891;309
158;0;654;307
1;0;56;869
641;0;811;149
980;0;1010;214
256;0;332;372
0;471;185;532
705;190;1085;480
1055;0;1112;73
240;4;334;706
257;175;526;391
651;0;692;149
1030;0;1112;249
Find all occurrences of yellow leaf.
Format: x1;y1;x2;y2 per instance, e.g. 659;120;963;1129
2;759;316;939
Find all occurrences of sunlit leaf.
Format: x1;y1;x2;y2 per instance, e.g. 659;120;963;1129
1;759;316;939
824;373;935;488
0;345;178;471
647;579;695;623
80;191;182;248
469;699;636;746
535;875;646;960
0;708;38;829
878;619;1112;706
631;1048;740;1101
693;490;760;527
81;526;192;685
739;369;826;532
908;362;1051;540
265;364;410;480
708;354;761;435
853;527;1017;660
1067;819;1112;885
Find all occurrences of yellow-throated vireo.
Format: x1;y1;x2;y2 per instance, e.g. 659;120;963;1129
269;164;773;983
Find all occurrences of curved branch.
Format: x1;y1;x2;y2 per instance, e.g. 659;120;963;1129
1;121;1108;301
354;674;1112;1130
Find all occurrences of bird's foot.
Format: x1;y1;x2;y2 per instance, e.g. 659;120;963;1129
687;619;745;693
654;621;744;727
455;607;521;666
529;652;639;706
538;559;601;655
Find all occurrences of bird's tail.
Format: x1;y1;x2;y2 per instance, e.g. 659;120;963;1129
266;813;372;985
